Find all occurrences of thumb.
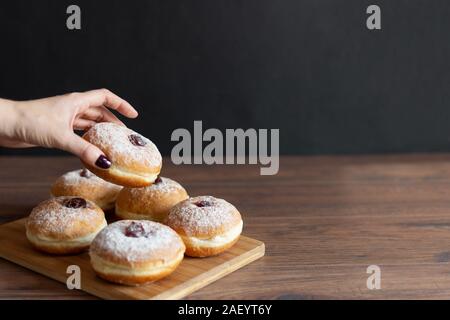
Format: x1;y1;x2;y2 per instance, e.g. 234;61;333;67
62;134;112;169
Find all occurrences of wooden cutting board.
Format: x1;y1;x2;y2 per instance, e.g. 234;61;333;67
0;218;265;300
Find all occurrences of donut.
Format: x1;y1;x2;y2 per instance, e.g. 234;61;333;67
51;169;122;211
165;196;243;257
115;177;189;222
26;196;107;254
90;220;185;285
82;122;162;187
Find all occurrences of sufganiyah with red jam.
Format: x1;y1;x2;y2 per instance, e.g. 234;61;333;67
115;176;189;222
25;196;107;254
89;220;185;285
82;122;162;187
165;196;243;257
51;169;122;211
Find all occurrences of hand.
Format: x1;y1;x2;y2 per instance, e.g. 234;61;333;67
0;89;138;168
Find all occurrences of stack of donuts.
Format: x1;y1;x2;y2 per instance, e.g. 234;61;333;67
25;123;243;286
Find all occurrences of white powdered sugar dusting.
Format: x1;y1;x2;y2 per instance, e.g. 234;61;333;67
27;197;101;235
59;169;120;189
91;220;181;262
167;196;240;236
86;122;162;167
129;177;184;196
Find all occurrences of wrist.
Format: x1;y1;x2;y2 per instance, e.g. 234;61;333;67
0;98;21;139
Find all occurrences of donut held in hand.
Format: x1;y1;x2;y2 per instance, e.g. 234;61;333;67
82;122;162;187
89;220;185;285
26;196;107;254
165;196;243;257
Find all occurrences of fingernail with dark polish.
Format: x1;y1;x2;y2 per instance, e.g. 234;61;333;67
95;155;111;169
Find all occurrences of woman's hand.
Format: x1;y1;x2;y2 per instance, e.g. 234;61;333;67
0;89;138;169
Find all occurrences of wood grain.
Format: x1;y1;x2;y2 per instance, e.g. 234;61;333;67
3;154;450;299
0;218;264;300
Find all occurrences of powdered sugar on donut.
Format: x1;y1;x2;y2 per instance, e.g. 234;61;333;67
166;196;241;236
129;177;184;197
90;220;182;263
27;197;104;237
86;122;162;167
59;169;121;190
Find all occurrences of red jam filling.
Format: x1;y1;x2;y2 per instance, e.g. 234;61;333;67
63;197;87;209
80;169;92;178
154;177;162;184
128;134;147;147
195;200;212;208
125;221;154;238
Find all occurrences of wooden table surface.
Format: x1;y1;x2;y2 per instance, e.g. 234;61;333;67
3;154;450;299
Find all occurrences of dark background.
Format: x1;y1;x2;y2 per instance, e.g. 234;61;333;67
1;0;450;156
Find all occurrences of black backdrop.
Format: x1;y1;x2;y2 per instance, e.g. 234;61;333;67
1;0;450;156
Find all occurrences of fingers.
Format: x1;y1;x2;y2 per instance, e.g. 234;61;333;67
80;89;138;119
81;106;125;126
62;134;111;169
73;118;97;131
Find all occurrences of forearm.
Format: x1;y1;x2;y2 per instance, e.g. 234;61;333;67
0;98;57;149
0;98;20;140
